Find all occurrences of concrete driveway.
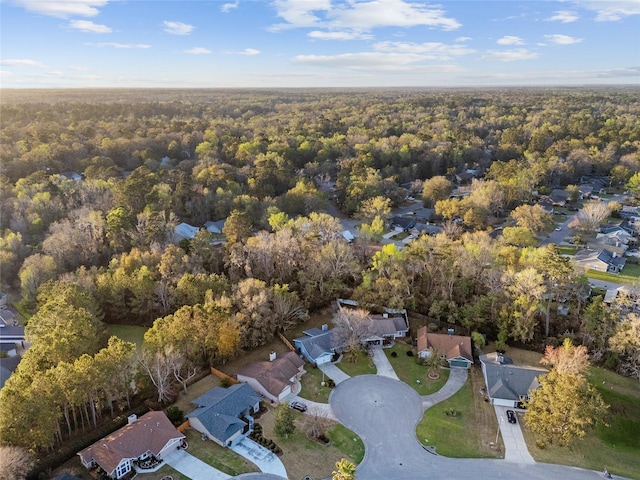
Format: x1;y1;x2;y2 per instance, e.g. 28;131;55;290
369;347;399;380
318;361;350;384
493;406;535;464
230;438;287;478
329;374;622;480
165;449;230;480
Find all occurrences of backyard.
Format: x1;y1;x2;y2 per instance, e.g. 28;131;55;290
585;264;640;285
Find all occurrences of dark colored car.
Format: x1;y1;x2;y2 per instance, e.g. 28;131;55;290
506;409;517;424
289;401;307;412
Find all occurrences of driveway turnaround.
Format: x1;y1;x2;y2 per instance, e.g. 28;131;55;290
164;449;230;480
493;406;535;464
231;438;288;478
330;374;621;480
370;347;399;380
318;361;351;384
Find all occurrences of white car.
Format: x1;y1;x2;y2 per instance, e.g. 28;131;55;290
555;227;562;231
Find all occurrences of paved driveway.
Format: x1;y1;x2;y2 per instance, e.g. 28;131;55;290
329;374;621;480
231;438;288;478
494;406;535;464
318;361;350;384
165;449;230;480
370;347;399;380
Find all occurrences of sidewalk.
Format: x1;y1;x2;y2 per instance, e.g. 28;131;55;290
421;368;468;410
370;347;400;380
231;438;288;478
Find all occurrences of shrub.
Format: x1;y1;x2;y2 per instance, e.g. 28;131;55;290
406;350;414;357
428;323;439;332
220;377;232;388
165;406;185;426
535;439;546;449
327;379;335;388
390;351;398;358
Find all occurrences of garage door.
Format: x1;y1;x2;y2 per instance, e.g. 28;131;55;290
450;359;469;368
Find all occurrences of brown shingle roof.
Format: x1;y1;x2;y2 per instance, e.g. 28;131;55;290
417;328;473;363
78;411;184;475
238;352;304;397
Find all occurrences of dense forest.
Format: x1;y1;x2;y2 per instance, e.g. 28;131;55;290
1;88;639;461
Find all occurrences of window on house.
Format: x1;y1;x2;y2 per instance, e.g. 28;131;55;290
116;461;131;478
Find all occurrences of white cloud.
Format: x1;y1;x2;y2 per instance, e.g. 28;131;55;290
68;20;112;33
373;41;475;60
225;48;261;55
308;30;372;40
479;48;539;62
163;21;194;35
292;52;463;74
546;10;579;23
87;42;151;49
497;36;524;45
455;36;472;42
221;0;239;12
184;47;211;55
0;58;47;68
544;34;583;45
11;0;109;18
272;0;461;31
573;0;640;21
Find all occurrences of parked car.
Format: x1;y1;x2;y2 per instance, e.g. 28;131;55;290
555;227;562;231
289;401;307;412
506;409;517;424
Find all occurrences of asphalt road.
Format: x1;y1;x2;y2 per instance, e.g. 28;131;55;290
329;375;628;480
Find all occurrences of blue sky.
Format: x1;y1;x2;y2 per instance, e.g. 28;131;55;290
1;0;639;88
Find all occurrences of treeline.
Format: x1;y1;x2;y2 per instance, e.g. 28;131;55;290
1;88;640;455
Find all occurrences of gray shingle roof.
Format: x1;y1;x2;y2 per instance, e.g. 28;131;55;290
186;383;261;443
480;353;547;402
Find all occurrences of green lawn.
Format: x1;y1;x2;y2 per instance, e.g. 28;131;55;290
183;429;256;476
521;367;640;480
299;365;334;403
384;343;449;395
585;266;640;285
326;424;365;463
336;350;376;376
556;245;578;256
416;376;492;458
107;324;148;348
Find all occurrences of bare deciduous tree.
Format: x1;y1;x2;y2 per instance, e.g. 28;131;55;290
0;446;35;480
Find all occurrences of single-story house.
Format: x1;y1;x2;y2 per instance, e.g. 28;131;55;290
293;326;343;366
579;184;594;199
480;352;547;407
186;383;261;447
411;223;444;236
61;171;83;181
0;322;25;344
574;248;627;273
78;411;185;479
391;216;416;232
237;351;305;403
336;299;409;347
538;200;554;214
205;219;226;234
174;222;200;241
416;327;473;369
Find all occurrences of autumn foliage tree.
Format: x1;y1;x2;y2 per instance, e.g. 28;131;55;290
524;339;608;446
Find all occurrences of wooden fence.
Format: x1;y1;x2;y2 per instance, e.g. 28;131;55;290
277;331;295;352
210;366;238;384
177;419;190;433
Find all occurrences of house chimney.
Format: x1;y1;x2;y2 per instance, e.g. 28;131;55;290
127;414;137;425
447;328;454;336
612;251;617;258
269;351;276;362
321;324;328;332
383;313;388;319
